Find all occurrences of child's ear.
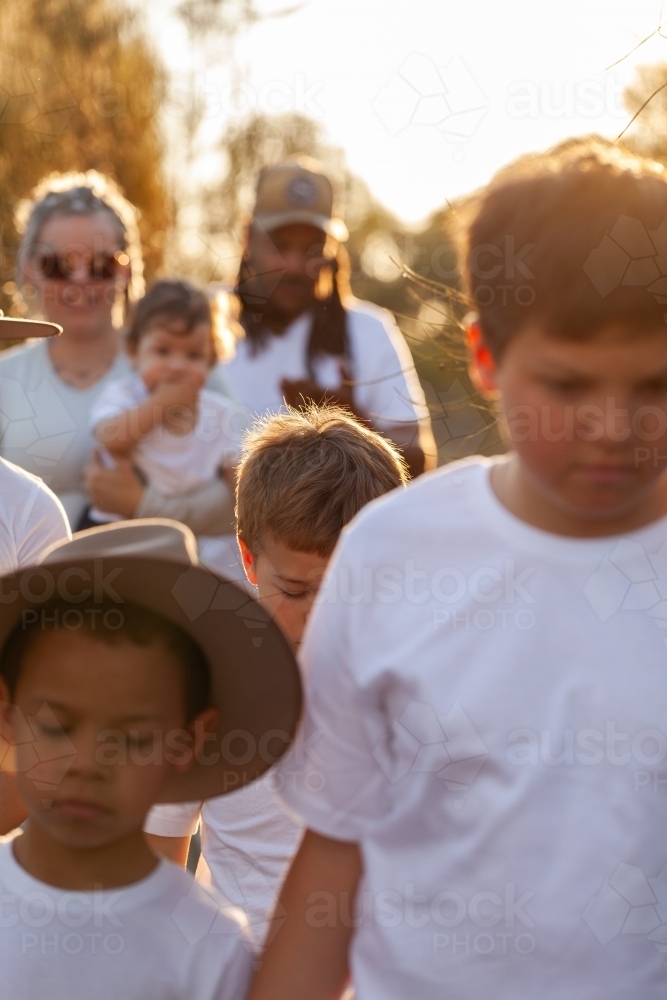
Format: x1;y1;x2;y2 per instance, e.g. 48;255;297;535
238;538;258;587
466;320;500;398
172;708;219;775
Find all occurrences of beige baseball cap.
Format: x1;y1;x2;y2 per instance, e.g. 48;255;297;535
251;157;348;242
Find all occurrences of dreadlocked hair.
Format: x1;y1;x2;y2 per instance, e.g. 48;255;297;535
236;247;350;378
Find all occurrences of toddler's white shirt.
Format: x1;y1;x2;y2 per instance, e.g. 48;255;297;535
0;835;254;1000
278;457;667;999
90;374;244;498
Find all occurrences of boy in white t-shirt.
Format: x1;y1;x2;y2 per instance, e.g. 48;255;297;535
145;406;408;943
0;520;301;1000
88;280;243;527
247;141;667;1000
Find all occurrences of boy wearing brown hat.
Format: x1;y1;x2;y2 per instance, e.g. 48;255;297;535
0;520;300;999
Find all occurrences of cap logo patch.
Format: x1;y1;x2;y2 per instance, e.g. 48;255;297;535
286;176;318;206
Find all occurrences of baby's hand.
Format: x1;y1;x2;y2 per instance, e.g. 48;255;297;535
150;373;202;417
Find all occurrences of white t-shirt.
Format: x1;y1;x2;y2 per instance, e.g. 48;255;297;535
145;772;303;944
0;456;70;573
0;835;254;1000
278;457;667;999
0;340;237;528
223;299;429;435
90;374;244;497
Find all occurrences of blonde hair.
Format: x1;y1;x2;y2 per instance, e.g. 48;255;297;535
15;170;144;319
236;405;408;557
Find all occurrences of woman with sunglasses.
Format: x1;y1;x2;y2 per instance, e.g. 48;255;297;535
0;171;235;536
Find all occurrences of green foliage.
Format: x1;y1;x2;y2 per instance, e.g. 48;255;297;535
0;0;171;308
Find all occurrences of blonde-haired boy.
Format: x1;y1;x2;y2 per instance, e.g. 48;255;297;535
146;405;407;940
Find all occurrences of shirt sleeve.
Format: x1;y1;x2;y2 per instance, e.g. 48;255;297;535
15;478;71;566
350;306;430;432
144;801;202;837
276;530;392;842
89;380;137;429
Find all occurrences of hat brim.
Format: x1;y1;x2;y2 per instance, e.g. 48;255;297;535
0;317;62;339
0;555;301;802
253;210;348;242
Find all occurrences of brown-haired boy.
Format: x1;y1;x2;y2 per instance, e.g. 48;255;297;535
247;140;667;999
146;405;407;941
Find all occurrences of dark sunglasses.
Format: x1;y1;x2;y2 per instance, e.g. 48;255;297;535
31;249;130;282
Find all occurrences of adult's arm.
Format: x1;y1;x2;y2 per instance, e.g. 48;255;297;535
137;478;235;535
247;829;362;1000
84;457;236;535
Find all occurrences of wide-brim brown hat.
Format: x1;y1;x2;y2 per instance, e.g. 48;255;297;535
0;520;301;802
0;314;62;338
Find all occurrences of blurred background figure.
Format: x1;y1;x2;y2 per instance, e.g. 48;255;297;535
225;157;435;478
0;172;239;545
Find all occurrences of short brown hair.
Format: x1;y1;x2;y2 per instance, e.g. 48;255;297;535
127;279;225;361
236;405;408;557
459;138;667;357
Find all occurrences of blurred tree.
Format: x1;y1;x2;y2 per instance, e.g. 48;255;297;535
0;0;171;311
623;63;667;160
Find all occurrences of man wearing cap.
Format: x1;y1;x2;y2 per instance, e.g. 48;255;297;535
0;315;71;837
225;157;435;477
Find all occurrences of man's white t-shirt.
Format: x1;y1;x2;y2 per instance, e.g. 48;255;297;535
0;835;254;1000
145;772;303;944
90;374;244;498
223;298;429;435
278;457;667;999
0;457;70;574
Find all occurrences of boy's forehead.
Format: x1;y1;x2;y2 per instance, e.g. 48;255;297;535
16;629;183;707
507;321;667;368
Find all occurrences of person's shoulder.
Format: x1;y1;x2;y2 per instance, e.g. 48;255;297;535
343;456;494;548
345;296;396;334
158;859;250;935
0;338;46;374
0;454;59;499
200;386;236;412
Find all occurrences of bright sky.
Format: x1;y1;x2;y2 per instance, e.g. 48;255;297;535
142;0;667;224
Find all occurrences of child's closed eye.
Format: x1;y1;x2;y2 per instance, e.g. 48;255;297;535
280;589;309;602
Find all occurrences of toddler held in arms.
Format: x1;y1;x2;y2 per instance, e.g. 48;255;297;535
88;280;242;526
